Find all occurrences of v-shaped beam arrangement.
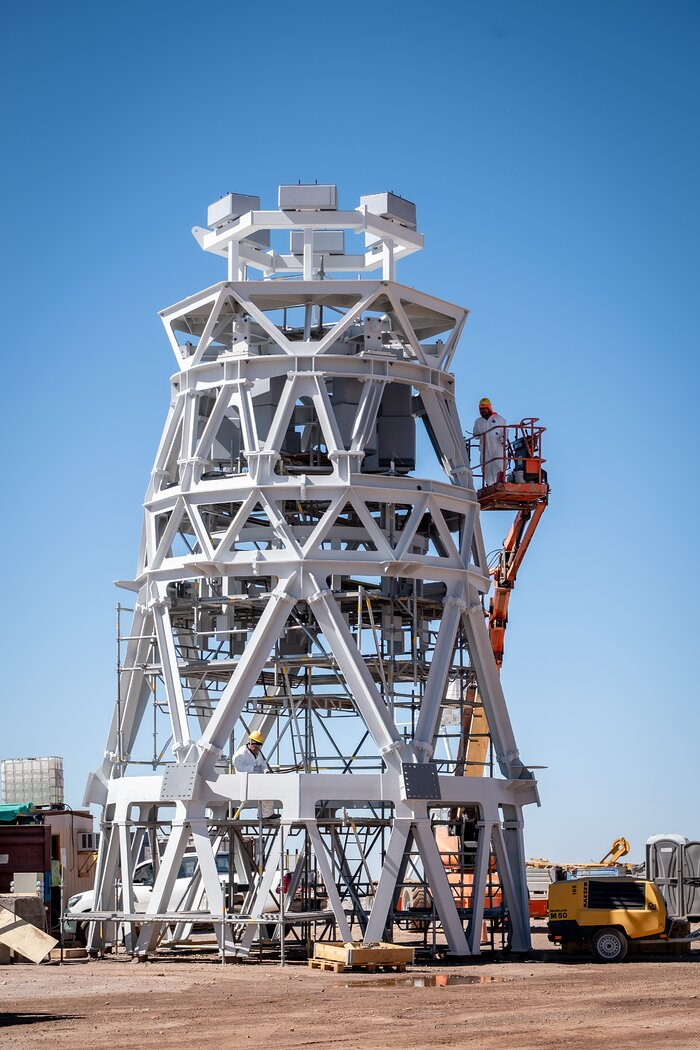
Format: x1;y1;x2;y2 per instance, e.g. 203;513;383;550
83;188;538;962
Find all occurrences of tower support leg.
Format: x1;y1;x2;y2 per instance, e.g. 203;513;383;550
490;806;530;953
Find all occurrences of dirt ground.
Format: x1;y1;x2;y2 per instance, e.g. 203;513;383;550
1;933;699;1049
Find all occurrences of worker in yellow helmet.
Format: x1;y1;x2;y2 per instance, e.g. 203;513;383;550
472;397;507;487
232;730;274;819
233;730;268;774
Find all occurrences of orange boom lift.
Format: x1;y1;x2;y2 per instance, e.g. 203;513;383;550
478;419;549;669
435;418;549;930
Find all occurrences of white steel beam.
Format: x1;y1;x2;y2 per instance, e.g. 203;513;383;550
364;820;411;942
135;810;191;955
306;587;410;771
85;186;538;967
490;814;530;953
465;817;495;955
413;594;466;760
150;586;192;756
197;585;297;766
413;819;469;955
463;599;530;781
306;824;353;943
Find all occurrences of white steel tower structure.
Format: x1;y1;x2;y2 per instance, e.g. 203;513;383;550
82;185;538;958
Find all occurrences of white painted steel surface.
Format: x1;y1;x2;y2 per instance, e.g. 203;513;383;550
83;186;538;959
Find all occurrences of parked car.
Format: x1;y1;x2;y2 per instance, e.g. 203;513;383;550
64;852;231;944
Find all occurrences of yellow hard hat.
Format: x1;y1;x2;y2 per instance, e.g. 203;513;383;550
249;730;264;745
479;397;492;408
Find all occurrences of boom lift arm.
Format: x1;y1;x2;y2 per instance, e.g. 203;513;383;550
488;500;548;670
460;419;548;774
439;418;549;918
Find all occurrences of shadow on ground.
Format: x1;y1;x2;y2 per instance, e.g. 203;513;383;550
0;1012;81;1027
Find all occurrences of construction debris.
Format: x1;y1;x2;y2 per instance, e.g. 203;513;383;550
0;902;57;964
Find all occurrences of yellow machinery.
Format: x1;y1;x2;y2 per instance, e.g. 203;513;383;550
547;877;694;962
599;837;631;866
528;835;633;875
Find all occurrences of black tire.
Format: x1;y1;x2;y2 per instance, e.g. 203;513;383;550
591;927;628;963
409;886;431;932
75;922;87;947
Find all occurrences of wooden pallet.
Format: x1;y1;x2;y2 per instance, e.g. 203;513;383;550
309;940;413;974
308;958;408;974
49;946;88;961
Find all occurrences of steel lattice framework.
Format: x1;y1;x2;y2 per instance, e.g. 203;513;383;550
82;186;538;959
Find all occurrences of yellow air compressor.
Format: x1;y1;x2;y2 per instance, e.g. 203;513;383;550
547;877;692;962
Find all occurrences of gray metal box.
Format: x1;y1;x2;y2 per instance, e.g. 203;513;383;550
244;228;271;249
360;192;416;229
279;184;338;210
333;403;358;449
332;377;362;406
377;416;416;470
212;415;242;462
379;382;412;417
290;230;345;255
208;193;260;229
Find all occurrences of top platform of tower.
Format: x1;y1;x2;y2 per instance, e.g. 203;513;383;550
161;185;468;377
192;185;424;283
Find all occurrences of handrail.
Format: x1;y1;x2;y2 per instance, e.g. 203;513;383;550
467;417;547;489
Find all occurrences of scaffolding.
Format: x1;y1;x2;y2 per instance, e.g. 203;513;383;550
78;185;539;960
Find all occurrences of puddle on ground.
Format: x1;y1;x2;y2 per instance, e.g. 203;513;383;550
345;974;510;988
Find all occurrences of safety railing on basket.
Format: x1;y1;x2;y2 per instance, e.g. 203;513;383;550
466;417;547;490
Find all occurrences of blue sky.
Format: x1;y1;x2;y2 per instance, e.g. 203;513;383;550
1;1;698;862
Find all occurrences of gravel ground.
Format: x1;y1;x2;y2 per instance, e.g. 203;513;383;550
1;933;699;1049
